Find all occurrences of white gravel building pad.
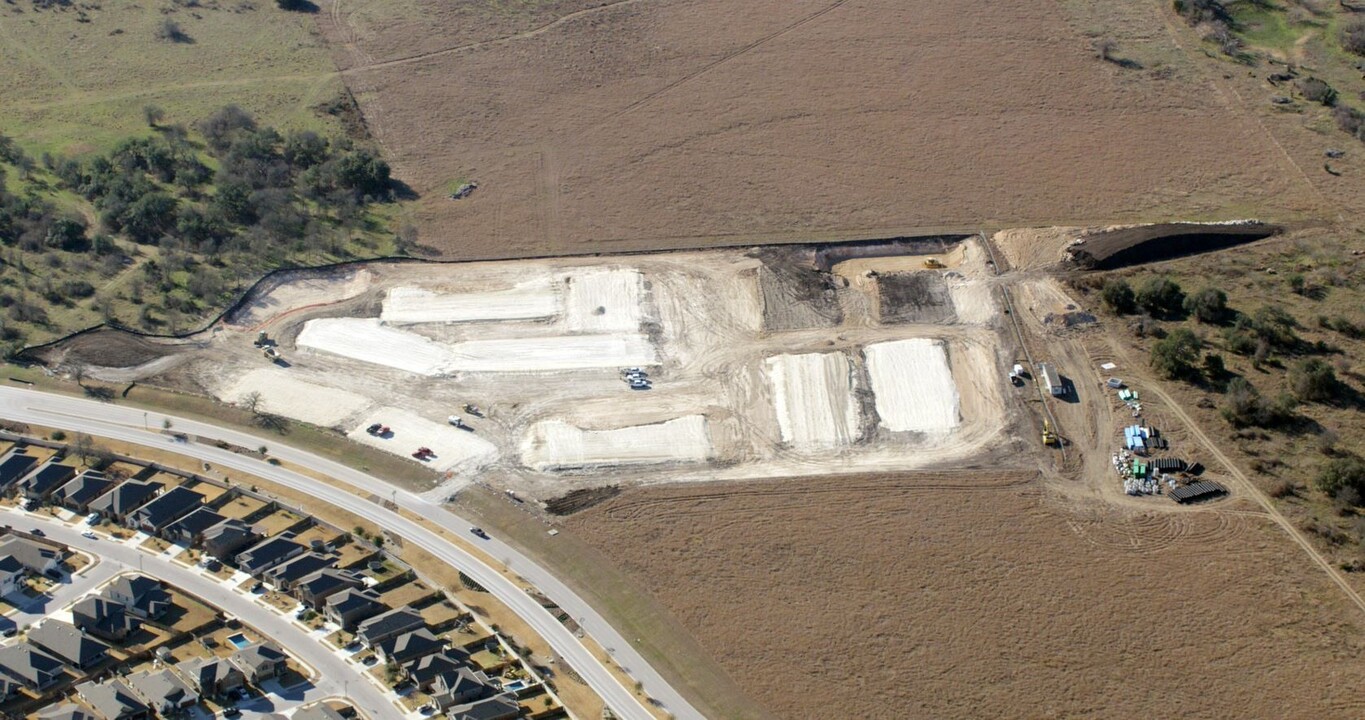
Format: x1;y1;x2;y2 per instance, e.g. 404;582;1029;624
765;352;859;448
446;334;657;372
380;280;560;324
565;269;644;333
522;415;710;471
864;339;961;433
348;408;498;474
296;318;452;375
221;368;371;427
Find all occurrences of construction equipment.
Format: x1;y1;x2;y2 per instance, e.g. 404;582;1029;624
463;404;483;417
447;416;466;428
1041;420;1058;447
412;447;434;460
253;331;268;348
922;258;946;269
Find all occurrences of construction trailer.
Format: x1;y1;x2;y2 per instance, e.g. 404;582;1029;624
1038;363;1064;396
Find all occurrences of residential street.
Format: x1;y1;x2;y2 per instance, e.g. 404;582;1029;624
0;387;690;720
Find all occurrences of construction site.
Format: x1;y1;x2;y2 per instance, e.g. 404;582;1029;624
126;236;1023;500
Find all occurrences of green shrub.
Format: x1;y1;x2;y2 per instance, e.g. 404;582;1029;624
1099;278;1137;315
1136;276;1185;319
1184;287;1228;324
1150;327;1201;380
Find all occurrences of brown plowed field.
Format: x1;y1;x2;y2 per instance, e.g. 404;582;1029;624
320;0;1321;259
565;473;1365;719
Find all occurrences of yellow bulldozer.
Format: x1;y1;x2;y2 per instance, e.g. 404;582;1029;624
922;258;946;269
1041;420;1059;447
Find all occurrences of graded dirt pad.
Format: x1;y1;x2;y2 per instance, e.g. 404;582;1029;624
764;352;859;449
321;0;1319;258
876;272;954;324
521;415;710;471
380;280;560;324
296;318;453;375
219;368;372;428
864;339;960;433
564;476;1365;720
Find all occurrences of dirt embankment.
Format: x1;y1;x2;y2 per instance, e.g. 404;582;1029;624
1067;223;1282;270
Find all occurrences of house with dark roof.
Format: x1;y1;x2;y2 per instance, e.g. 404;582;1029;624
76;679;152;720
356;606;425;648
127;669;198;714
0;643;68;692
404;649;472;689
18;460;79;501
234;533;306;575
88;480;163;524
263;552;336;591
38;703;98;720
445;692;519;720
162;507;226;546
128;486;203;534
104;575;172;620
293;567;363;608
0;448;39;490
293;704;346;720
175;657;244;701
28;620;111;669
0;535;63;575
52;470;115;514
429;667;493;711
229;642;286;685
0;555;27;596
202;518;259;560
72;596;141;642
376;627;445;665
325;588;386;631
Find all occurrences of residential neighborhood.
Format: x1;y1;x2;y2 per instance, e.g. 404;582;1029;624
0;439;567;720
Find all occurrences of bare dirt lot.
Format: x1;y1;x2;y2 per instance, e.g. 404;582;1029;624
146;238;1017;500
564;473;1365;720
317;0;1321;259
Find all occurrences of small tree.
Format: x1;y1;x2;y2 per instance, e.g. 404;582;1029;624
1136;276;1185;319
1099;278;1137;315
1150;327;1201;380
240;391;262;415
143;105;165;128
1201;352;1226;383
154;19;191;43
1288;358;1337;403
1184;287;1228;324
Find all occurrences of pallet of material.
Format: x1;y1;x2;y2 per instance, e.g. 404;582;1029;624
1168;481;1227;504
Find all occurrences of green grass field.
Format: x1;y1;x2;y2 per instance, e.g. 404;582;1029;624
0;2;344;156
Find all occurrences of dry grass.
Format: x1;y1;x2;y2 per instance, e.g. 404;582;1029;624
318;0;1320;259
565;471;1365;719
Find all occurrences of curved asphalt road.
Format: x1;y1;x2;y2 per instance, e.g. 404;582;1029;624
0;387;699;720
0;507;395;719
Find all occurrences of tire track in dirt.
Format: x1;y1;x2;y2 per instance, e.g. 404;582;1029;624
601;0;852;123
343;0;655;74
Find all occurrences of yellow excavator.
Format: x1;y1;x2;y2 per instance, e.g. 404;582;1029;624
1041;420;1058;447
922;258;946;269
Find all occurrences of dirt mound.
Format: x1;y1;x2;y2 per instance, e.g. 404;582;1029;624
545;485;622;515
1068;223;1281;270
23;328;181;369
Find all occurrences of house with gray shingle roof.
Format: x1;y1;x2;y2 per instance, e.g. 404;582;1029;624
357;606;424;648
38;703;99;720
0;448;38;490
293;704;346;720
234;533;306;575
18;459;78;500
294;567;363;608
376;627;445;665
72;596;141;642
404;649;472;689
76;678;152;720
0;535;62;575
162;507;226;546
445;692;519;720
202;518;259;560
88;480;163;524
175;657;244;700
264;552;335;591
0;555;26;596
126;669;198;714
0;643;68;692
325;588;386;631
104;575;172;620
128;486;203;534
429;666;493;711
229;642;286;685
53;470;116;514
28;619;111;669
